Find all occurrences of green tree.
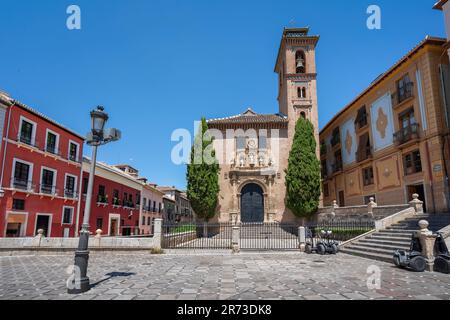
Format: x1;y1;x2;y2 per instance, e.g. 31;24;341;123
285;117;321;219
186;117;220;225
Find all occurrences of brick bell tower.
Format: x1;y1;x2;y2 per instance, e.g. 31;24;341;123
274;28;320;156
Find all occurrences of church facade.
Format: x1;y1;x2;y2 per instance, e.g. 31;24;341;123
207;28;320;223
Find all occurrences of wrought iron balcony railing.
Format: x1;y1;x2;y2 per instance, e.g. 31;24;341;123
40;184;57;195
393;124;420;146
356;146;373;163
11;178;35;192
64;189;78;199
392;82;414;106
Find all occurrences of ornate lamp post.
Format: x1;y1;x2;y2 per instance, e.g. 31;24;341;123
68;106;121;294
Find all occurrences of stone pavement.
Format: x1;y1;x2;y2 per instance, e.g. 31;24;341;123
1;252;449;300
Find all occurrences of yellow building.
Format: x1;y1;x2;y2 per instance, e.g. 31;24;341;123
320;36;450;213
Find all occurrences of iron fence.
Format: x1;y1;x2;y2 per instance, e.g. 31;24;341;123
162;222;232;249
305;219;375;244
240;223;299;251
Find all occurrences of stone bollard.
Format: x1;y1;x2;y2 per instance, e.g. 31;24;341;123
153;218;163;250
232;226;240;254
367;197;378;218
330;200;339;218
93;229;102;247
298;226;306;252
409;193;424;214
416;220;437;272
32;229;45;247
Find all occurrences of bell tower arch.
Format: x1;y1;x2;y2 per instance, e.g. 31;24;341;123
274;27;320;156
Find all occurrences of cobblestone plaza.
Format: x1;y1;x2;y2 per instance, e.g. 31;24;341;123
1;252;449;300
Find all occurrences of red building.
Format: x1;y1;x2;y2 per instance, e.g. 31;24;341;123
77;159;142;236
0;92;84;237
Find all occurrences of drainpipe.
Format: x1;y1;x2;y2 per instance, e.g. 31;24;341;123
0;99;16;195
439;64;450;211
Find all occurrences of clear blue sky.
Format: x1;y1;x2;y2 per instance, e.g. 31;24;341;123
0;0;445;190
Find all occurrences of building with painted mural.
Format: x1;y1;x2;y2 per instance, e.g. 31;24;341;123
0;91;84;237
207;28;320;223
320;36;450;213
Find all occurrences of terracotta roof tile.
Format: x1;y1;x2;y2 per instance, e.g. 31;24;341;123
207;108;288;125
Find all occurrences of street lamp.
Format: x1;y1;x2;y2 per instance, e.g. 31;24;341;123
68;106;121;294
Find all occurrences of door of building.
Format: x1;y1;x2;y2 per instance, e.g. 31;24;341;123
35;215;50;237
407;184;427;212
240;183;264;223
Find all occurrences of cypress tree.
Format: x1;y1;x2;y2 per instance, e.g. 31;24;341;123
186;117;220;223
285;117;321;218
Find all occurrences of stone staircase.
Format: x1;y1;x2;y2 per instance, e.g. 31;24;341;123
340;214;450;263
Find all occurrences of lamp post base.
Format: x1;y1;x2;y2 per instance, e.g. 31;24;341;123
67;231;91;294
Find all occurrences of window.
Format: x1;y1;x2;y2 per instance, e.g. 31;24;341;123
98;185;107;203
123;192;128;206
295;51;306;73
331;127;340;147
142;216;145;226
321;160;328;178
68;142;79;162
297;87;307;98
323;183;329;198
62;207;74;224
41;168;56;194
82;177;88;194
404;150;422;175
13;160;31;190
399;108;416;129
356;133;371;162
159;203;162;213
300;112;306;119
136;193;140;205
19;118;35;145
397;74;413;103
46;130;58;154
355;106;368;129
65;175;76;198
333;150;343;172
153;201;156;212
258;135;267;150
363;167;374;186
113;189;120;205
236;136;246;150
12;199;25;210
96;218;103;230
147;217;151;225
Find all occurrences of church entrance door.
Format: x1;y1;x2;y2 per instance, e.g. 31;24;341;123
240;183;264;223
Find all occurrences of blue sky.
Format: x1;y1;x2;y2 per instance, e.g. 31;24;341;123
0;0;445;189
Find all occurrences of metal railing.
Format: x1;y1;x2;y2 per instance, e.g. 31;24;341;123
162;222;232;249
393;124;420;145
11;178;34;191
331;162;343;173
240;223;299;251
392;82;414;106
39;184;57;195
305;219;375;243
64;189;78;199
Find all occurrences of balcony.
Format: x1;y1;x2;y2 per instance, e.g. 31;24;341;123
394;124;420;146
97;194;108;205
356;146;373;163
64;189;78;199
392;82;414;107
17;135;40;149
40;184;57;195
112;198;121;207
45;145;62;157
122;200;134;208
330;135;340;148
11;178;35;192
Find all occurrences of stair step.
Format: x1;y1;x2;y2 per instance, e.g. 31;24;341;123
369;234;412;241
358;239;410;247
339;248;392;263
349;242;409;251
345;244;399;255
379;229;416;234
